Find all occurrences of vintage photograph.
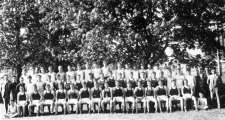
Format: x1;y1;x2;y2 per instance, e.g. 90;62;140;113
0;0;225;120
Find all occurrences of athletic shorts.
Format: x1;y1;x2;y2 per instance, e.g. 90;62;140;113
157;95;168;101
170;95;182;101
68;99;78;104
146;96;157;102
56;99;66;104
30;100;41;106
92;98;101;103
43;100;54;105
113;97;124;103
80;98;91;104
17;101;27;106
125;97;135;103
183;94;192;99
136;97;145;102
102;98;111;103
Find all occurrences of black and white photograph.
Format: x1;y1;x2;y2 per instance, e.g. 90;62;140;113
0;0;225;120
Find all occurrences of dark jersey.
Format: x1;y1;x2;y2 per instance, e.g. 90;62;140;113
92;88;101;98
31;92;41;100
125;88;133;97
44;91;54;100
170;87;179;96
135;88;144;97
113;87;123;97
157;86;166;96
80;89;90;98
146;88;154;96
57;90;66;99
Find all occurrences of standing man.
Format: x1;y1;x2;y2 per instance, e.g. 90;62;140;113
2;75;11;113
207;69;221;109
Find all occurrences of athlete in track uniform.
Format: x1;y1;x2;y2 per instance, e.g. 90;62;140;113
112;81;125;113
76;65;83;89
101;82;112;113
42;84;55;114
182;79;197;112
124;82;135;113
102;61;110;79
145;81;158;113
134;81;146;113
55;83;67;114
66;65;76;84
155;80;169;112
57;66;66;83
17;86;28;117
124;64;131;82
107;71;115;88
79;82;91;113
169;80;183;112
66;83;79;113
47;66;56;84
28;84;42;116
91;81;102;113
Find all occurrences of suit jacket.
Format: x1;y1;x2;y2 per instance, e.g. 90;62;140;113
3;81;11;100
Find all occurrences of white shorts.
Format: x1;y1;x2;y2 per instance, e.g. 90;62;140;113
68;99;78;105
92;98;101;103
43;100;54;105
157;96;168;101
125;97;135;103
146;96;157;102
102;98;111;103
80;98;91;104
17;101;27;106
170;95;182;101
183;94;192;99
30;100;41;106
56;99;66;104
136;97;145;102
113;97;124;103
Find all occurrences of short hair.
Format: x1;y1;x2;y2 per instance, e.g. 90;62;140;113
28;75;32;79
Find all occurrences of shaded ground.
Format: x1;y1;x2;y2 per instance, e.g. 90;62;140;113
0;104;225;120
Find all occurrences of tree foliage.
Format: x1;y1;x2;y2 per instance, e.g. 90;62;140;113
0;0;224;73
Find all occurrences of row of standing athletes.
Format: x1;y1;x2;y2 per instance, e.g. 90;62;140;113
16;71;201;116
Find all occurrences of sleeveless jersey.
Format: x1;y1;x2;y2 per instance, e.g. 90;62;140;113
183;87;191;94
157;87;166;95
113;88;123;97
146;88;154;96
44;91;54;100
32;92;41;100
57;91;66;99
19;93;26;101
68;90;78;99
81;89;90;98
125;89;133;97
104;88;111;97
170;87;179;96
135;88;144;97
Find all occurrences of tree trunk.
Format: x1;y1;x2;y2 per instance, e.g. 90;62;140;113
16;64;22;83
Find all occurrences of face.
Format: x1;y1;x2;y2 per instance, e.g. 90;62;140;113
4;75;8;82
46;85;50;90
104;83;108;88
199;93;203;98
12;77;16;83
103;61;107;66
125;64;129;69
37;75;41;82
117;63;121;69
20;86;24;92
147;82;151;87
85;63;89;69
48;66;53;72
115;81;119;87
58;66;63;72
138;82;141;87
158;81;163;86
33;85;37;92
148;64;151;69
141;65;144;69
68;66;71;71
20;77;24;83
41;67;45;73
172;81;176;87
59;84;63;89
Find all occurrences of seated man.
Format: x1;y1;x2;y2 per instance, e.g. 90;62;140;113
169;80;183;112
124;82;135;113
91;81;102;113
55;83;67;114
42;84;55;114
28;84;42;116
66;83;79;114
198;92;208;110
101;82;112;113
4;100;19;118
145;81;158;113
79;82;91;113
155;80;169;112
112;81;125;113
134;81;146;113
182;79;198;112
17;85;28;117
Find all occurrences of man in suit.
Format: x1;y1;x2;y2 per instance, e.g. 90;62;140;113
1;75;12;113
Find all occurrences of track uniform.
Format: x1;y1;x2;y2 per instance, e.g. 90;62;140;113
145;87;157;112
67;90;79;105
80;88;91;104
56;90;66;105
43;90;54;105
182;86;197;111
156;85;169;112
169;86;183;111
17;92;27;107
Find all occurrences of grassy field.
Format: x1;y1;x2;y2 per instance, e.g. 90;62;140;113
0;104;225;120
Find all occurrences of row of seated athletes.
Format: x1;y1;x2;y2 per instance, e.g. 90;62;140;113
14;79;208;117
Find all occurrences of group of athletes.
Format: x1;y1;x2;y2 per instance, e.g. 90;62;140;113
1;61;221;117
